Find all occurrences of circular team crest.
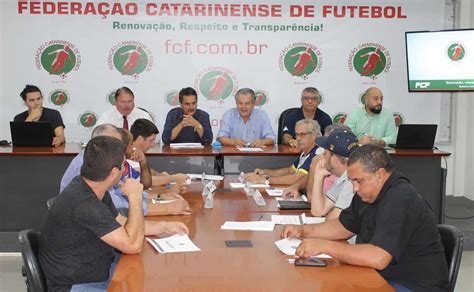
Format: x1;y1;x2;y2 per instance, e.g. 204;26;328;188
49;90;69;106
36;41;81;79
106;90;116;106
78;111;98;128
447;43;465;62
332;112;348;125
279;43;322;80
165;90;180;106
254;90;269;107
195;67;238;102
393;112;404;127
348;43;391;80
358;92;367;105
108;41;153;79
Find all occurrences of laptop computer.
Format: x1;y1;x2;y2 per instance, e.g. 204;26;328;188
389;124;437;149
10;121;53;146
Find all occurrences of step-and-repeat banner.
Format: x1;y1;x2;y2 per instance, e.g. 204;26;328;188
0;0;445;142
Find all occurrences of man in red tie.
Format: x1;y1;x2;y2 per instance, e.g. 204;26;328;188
97;87;153;130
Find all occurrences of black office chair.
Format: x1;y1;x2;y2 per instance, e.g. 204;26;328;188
19;229;47;292
437;224;463;292
277;107;299;144
46;196;57;210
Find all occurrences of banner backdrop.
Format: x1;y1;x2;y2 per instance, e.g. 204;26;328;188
0;0;445;143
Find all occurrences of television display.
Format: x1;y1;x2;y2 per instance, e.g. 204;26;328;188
405;29;474;92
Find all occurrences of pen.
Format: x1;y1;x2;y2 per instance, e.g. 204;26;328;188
257;215;263;221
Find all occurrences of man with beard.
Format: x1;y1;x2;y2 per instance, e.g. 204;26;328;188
162;87;212;144
344;87;397;146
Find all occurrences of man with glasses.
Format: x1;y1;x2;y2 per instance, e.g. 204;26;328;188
282;87;332;147
244;119;319;185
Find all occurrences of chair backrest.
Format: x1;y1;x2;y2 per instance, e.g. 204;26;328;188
19;229;46;292
277;107;299;144
437;224;463;292
46;196;57;210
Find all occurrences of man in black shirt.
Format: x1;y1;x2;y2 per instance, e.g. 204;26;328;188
39;136;188;291
282;144;448;291
14;85;66;146
162;87;213;144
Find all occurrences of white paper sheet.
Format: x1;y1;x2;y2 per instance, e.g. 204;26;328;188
229;182;270;189
170;143;204;149
220;221;275;231
275;238;332;259
187;173;224;181
236;147;264;152
146;234;200;253
266;188;284;197
151;199;176;204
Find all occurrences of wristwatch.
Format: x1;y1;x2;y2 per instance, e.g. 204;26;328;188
196;124;203;130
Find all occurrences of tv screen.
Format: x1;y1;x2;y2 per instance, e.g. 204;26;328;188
405;29;474;92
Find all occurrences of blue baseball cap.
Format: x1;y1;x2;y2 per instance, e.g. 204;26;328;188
316;130;359;158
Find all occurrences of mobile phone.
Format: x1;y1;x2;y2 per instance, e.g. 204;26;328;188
294;258;327;267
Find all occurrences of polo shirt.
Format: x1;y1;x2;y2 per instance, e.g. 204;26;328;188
291;146;318;174
325;170;354;210
14;107;65;132
162;108;213;144
339;172;449;290
344;106;397;145
217;108;276;143
282;107;332;137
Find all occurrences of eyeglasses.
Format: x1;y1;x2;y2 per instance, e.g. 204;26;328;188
295;132;312;138
302;96;319;101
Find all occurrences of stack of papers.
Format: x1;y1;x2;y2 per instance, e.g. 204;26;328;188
236;147;264;152
187;174;224;181
266;188;284;197
146;234;200;253
271;213;325;225
220;221;275;231
275;238;332;258
229;182;270;189
170;143;204;149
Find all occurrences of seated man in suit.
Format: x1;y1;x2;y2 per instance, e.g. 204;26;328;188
244;119;319;185
162;87;213;144
39;136;188;291
14;84;65;146
344;87;397;146
282;145;449;291
282;87;332;147
217;88;276;147
97;86;153;130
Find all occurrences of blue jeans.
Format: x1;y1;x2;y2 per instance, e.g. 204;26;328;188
70;263;117;292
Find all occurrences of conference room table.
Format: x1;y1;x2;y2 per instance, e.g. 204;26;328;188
0;143;450;252
108;179;394;291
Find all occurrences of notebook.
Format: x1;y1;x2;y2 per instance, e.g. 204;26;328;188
389;124;437;149
10;121;53;146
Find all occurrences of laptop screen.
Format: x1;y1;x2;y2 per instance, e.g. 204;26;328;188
394;124;437;149
10;121;53;146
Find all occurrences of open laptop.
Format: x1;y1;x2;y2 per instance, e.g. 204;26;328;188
389;124;437;149
10;121;53;146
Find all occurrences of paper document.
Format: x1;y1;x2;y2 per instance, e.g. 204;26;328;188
266;188;283;197
151;199;176;204
275;238;332;258
230;182;270;189
220;221;275;231
170;143;204;149
236;147;264;152
187;173;224;181
146;234;200;253
271;213;325;225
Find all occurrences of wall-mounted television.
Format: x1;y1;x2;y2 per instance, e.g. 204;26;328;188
405;29;474;92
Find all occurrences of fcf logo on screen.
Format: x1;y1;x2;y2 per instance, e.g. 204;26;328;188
35;40;81;79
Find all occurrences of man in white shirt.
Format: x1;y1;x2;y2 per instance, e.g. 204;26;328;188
97;87;153;130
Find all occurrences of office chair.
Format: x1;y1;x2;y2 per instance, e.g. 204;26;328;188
46;196;57;210
277;108;299;144
19;229;47;292
437;224;463;292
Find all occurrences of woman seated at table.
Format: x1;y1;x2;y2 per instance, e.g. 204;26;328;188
13;85;65;146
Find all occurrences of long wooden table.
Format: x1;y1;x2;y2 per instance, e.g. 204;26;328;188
0;144;450;252
109;181;393;291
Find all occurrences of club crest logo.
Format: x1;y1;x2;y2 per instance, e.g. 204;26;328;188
78;111;98;128
49;90;69;106
447;43;465;62
195;67;238;102
393;112;404;127
332;112;348;125
165;91;180;106
108;41;153;79
279;43;322;80
254;90;269;107
358;92;367;105
36;41;81;79
348;43;391;80
106;90;116;106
